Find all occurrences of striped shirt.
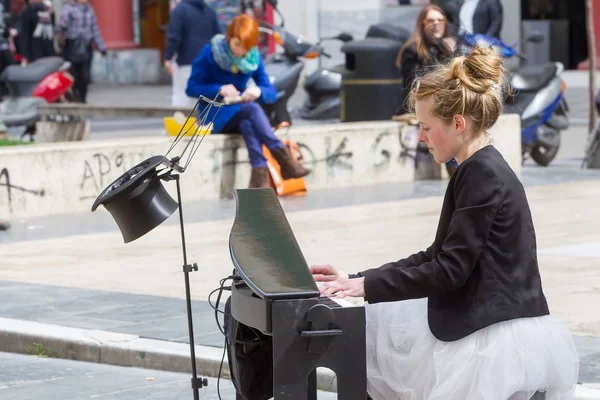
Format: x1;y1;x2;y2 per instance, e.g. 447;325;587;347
58;2;105;52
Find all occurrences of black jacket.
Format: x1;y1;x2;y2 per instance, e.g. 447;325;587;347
447;0;503;38
164;0;221;66
358;145;550;341
19;3;56;62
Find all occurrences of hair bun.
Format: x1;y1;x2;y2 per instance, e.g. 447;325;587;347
448;46;503;94
465;46;502;83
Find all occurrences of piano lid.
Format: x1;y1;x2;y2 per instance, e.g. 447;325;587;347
229;188;320;300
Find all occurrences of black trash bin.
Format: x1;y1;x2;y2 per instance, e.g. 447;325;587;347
340;38;403;122
365;22;411;43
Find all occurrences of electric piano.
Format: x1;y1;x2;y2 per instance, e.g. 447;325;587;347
228;188;366;400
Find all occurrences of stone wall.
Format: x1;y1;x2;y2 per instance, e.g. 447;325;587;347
0;116;520;219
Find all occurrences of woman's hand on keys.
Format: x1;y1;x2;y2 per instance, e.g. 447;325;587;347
310;264;348;282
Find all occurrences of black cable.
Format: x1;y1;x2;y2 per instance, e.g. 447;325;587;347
216;336;227;400
209;275;268;400
207;277;266;345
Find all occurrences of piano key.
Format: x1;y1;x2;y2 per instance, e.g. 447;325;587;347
318;296;353;308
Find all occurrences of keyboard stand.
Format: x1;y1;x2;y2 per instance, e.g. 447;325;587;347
271;298;366;400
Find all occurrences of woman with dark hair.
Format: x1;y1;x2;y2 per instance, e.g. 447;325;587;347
396;4;459;173
186;14;311;188
395;4;454;115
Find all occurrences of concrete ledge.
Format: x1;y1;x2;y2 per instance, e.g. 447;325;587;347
0;317;593;397
0;317;338;392
0;117;521;219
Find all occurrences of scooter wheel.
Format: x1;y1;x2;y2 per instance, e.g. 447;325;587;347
530;143;559;167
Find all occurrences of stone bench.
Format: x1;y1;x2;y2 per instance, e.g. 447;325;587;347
0;116;520;219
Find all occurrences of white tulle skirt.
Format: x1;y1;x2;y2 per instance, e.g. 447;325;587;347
365;298;579;400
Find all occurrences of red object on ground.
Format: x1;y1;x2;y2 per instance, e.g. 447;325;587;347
32;71;75;103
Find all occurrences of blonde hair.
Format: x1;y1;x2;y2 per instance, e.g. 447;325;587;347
407;46;508;135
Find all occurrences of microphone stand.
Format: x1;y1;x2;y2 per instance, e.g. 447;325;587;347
160;96;226;399
93;94;226;399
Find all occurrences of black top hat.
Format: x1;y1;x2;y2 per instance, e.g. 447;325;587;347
91;155;179;243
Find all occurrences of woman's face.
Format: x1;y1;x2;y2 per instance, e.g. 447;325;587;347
415;96;461;164
423;9;446;41
229;38;249;58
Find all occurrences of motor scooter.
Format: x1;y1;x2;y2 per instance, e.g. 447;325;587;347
467;32;570;166
0;56;75;140
258;0;328;128
299;32;353;121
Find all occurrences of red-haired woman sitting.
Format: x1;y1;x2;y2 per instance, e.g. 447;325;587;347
186;14;310;188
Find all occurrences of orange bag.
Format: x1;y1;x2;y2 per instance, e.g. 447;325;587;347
262;140;307;197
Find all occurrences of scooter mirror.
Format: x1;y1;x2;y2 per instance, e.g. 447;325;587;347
337;33;354;42
526;31;544;44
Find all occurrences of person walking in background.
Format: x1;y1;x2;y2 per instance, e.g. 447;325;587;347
19;0;56;64
164;0;221;107
58;0;106;103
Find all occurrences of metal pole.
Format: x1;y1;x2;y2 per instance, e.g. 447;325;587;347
175;174;202;400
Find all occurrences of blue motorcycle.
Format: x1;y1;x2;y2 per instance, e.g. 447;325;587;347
462;32;569;166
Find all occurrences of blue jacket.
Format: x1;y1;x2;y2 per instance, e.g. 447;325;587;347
186;44;277;133
164;0;221;66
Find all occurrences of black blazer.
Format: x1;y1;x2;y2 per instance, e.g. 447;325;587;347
358;145;550;341
450;0;503;38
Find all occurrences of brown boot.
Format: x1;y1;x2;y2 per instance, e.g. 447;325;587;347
270;146;311;180
248;167;271;188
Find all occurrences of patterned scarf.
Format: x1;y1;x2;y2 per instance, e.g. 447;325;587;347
211;34;259;75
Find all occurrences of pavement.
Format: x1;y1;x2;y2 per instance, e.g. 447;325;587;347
1;155;600;398
0;351;338;400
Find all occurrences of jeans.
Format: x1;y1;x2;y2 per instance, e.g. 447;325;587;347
65;39;92;103
70;59;92;102
221;102;284;167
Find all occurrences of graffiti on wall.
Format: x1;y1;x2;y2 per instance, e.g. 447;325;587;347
0;168;46;213
371;125;420;169
291;136;354;173
79;152;147;201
